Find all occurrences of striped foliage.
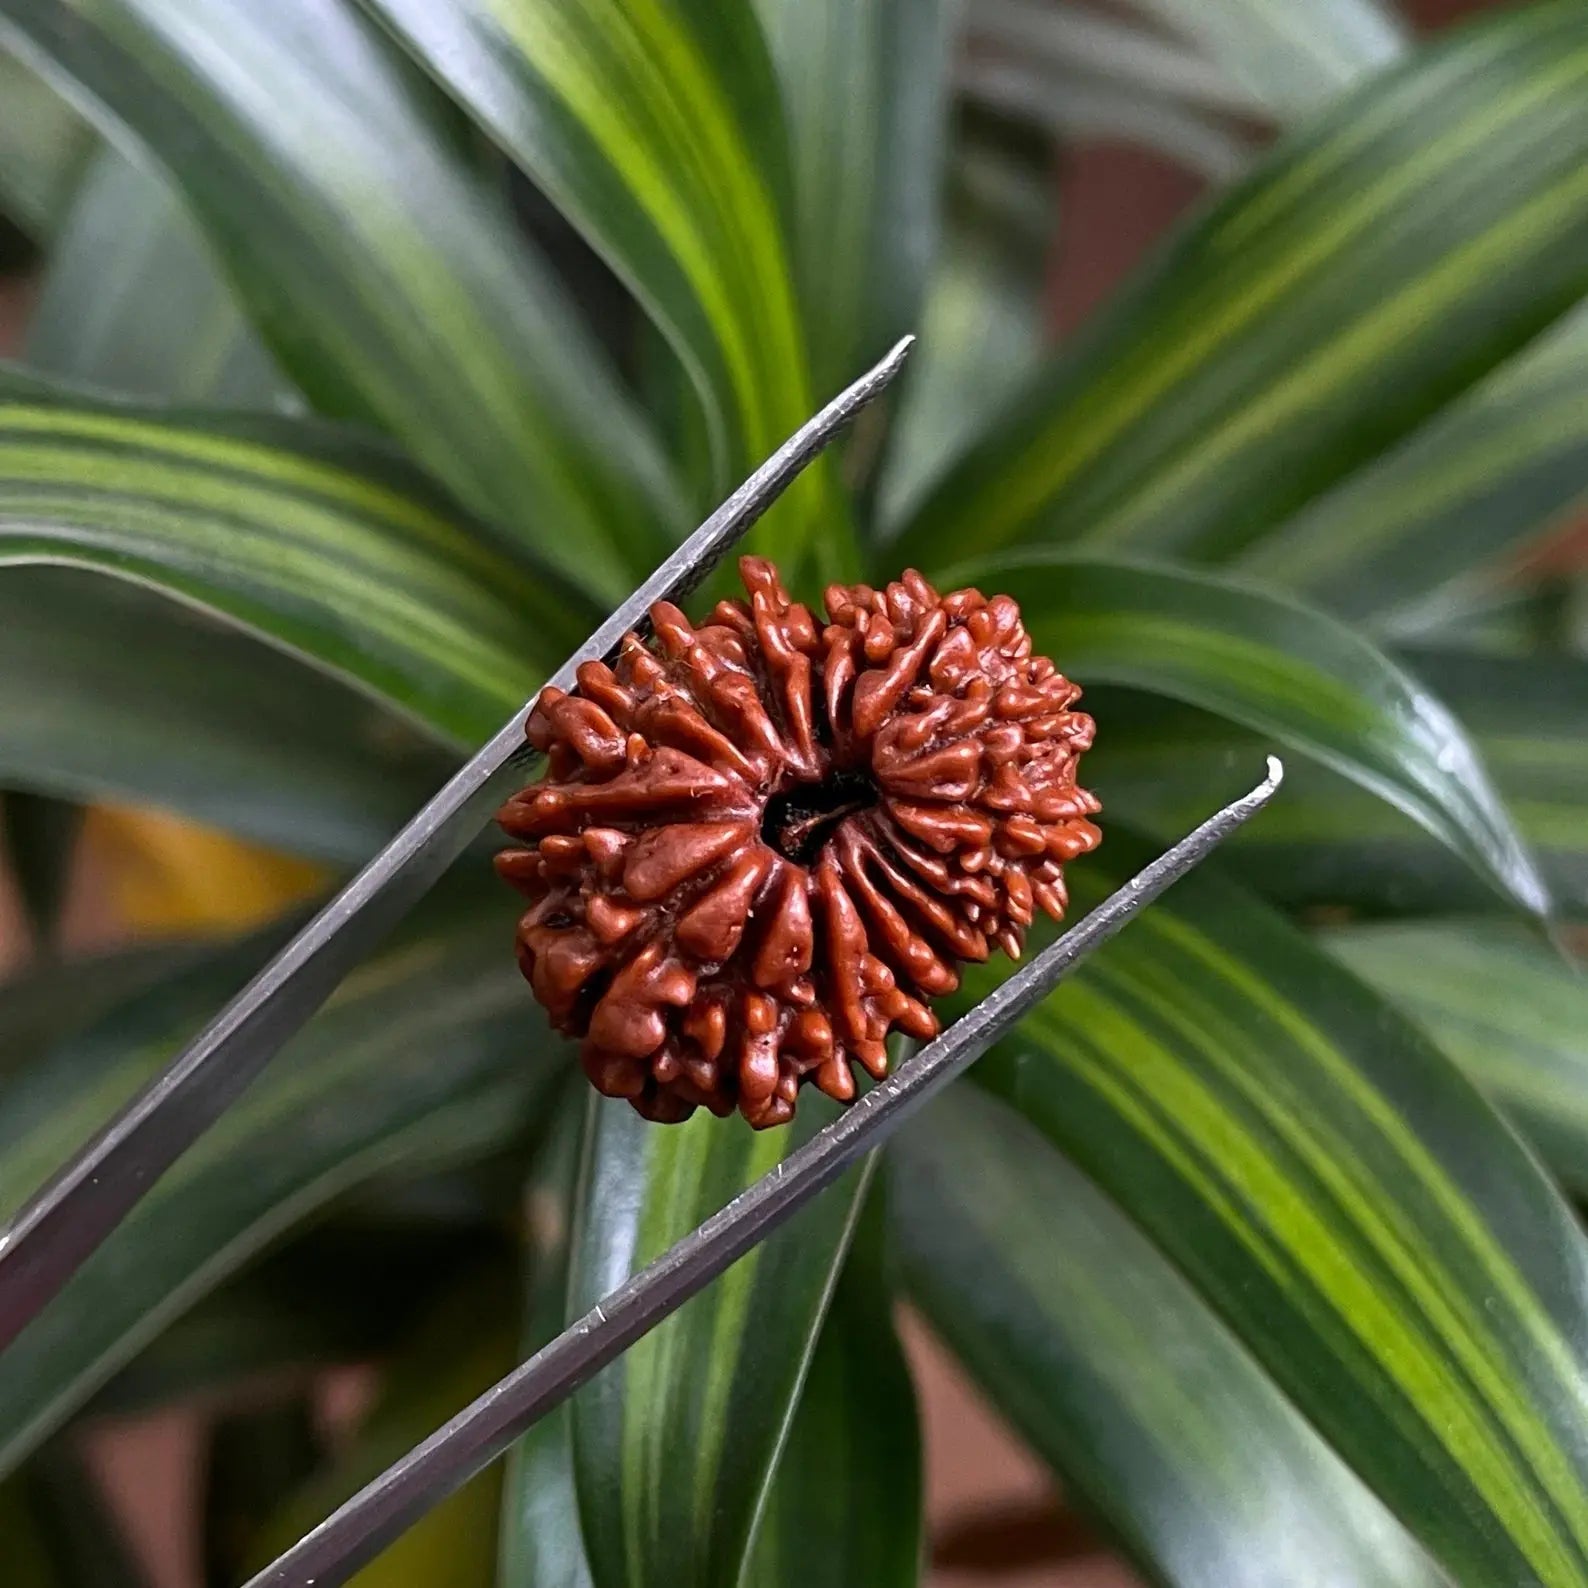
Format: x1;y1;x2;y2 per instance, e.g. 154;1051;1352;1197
498;1097;595;1588
0;905;561;1477
1241;303;1588;623
359;0;845;574
1;1;1588;1583
751;0;949;395
894;1087;1443;1588
0;570;450;863
0;0;686;599
1092;647;1588;916
25;146;289;409
566;1096;870;1588
948;554;1547;913
0;377;573;744
741;1198;921;1588
961;842;1588;1587
1326;922;1588;1197
894;4;1588;571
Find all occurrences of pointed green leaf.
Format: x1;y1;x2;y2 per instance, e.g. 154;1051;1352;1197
1092;647;1588;915
954;553;1547;913
1240;303;1588;624
26;146;289;408
0;904;563;1476
895;6;1588;572
0;0;685;597
568;1099;869;1588
357;0;839;571
1326;922;1588;1198
894;1087;1441;1588
963;838;1588;1587
0;376;580;746
744;1194;922;1588
0;568;453;863
752;0;950;395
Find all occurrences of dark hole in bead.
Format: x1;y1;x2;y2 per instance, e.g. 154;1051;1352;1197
762;770;879;867
543;909;574;929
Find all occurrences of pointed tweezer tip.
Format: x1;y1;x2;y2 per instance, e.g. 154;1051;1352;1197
1231;754;1284;819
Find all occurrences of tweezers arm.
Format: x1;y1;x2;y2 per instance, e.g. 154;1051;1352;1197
246;757;1284;1588
0;338;916;1352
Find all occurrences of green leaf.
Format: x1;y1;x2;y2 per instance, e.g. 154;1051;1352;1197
1084;696;1485;915
0;376;580;746
0;0;685;598
744;1192;922;1588
752;0;950;394
0;568;453;863
1134;0;1406;118
1092;647;1588;916
963;837;1588;1587
357;0;838;572
499;1089;594;1588
0;902;563;1476
26;146;290;408
1240;303;1588;624
893;1086;1441;1588
955;553;1547;913
0;46;92;239
877;105;1055;527
568;1097;870;1588
1325;921;1588;1197
503;1103;913;1588
895;6;1588;572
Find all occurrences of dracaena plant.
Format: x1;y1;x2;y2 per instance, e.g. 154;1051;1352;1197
2;0;1588;1583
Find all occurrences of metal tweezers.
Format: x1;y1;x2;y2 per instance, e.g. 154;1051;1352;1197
0;337;1282;1588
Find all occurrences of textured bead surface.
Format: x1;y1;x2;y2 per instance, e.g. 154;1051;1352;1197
496;557;1101;1127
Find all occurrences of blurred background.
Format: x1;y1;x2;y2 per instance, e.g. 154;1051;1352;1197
0;0;1571;1582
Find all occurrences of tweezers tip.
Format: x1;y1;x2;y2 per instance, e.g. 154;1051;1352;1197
883;333;917;369
1240;755;1285;814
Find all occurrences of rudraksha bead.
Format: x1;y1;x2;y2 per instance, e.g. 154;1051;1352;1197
497;557;1100;1127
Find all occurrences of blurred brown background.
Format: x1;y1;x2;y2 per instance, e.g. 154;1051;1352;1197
0;0;1505;1580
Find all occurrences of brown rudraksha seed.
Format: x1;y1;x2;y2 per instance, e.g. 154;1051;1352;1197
495;557;1101;1128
